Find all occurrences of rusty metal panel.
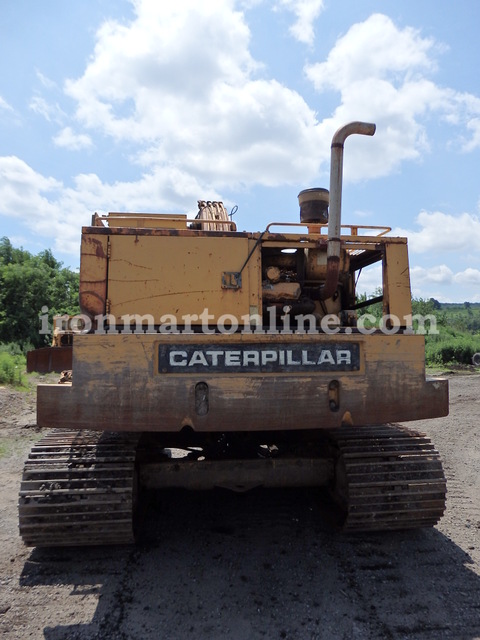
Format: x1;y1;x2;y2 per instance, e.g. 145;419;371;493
106;235;261;322
82;226;249;239
37;333;448;432
79;234;108;317
26;346;72;373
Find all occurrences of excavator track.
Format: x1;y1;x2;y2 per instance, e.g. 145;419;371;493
328;424;446;532
19;429;139;547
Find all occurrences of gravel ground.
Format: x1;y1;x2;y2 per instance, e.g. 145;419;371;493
0;373;479;640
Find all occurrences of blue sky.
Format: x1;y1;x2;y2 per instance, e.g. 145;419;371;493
1;0;480;302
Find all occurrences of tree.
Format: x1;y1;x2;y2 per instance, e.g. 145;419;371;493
0;237;13;264
0;237;80;349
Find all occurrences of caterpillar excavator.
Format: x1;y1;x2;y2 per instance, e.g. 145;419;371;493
18;122;448;547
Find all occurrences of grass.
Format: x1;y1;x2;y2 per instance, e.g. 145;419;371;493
0;344;27;387
425;328;480;367
0;353;27;387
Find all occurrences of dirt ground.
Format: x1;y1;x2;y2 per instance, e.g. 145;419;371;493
0;373;479;640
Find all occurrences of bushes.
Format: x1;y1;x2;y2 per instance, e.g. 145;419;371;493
425;330;480;366
0;345;26;386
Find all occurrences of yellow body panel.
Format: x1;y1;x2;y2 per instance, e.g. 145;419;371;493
383;242;413;323
106;234;261;322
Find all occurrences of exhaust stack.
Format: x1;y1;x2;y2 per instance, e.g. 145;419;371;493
320;121;376;300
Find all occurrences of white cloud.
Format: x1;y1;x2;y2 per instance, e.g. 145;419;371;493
63;0;331;189
35;70;57;90
461;116;480;152
454;268;480;285
0;96;14;112
53;127;93;151
393;210;480;254
306;14;436;91
410;264;454;285
0;156;73;251
0;156;61;201
305;14;480;174
29;95;66;124
275;0;325;45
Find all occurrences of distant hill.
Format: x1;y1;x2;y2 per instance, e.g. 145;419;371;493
438;302;480;309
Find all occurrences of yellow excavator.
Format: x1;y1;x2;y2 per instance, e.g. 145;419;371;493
19;122;448;546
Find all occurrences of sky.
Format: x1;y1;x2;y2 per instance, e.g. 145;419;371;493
1;0;480;303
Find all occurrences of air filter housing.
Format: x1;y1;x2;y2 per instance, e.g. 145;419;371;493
298;188;329;224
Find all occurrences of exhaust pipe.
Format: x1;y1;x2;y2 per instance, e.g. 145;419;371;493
320;121;376;300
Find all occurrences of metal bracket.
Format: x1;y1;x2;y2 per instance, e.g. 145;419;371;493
221;272;242;289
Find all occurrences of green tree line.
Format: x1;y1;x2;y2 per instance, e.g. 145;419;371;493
0;237;80;351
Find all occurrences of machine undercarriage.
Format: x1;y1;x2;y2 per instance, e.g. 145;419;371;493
19;423;446;547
